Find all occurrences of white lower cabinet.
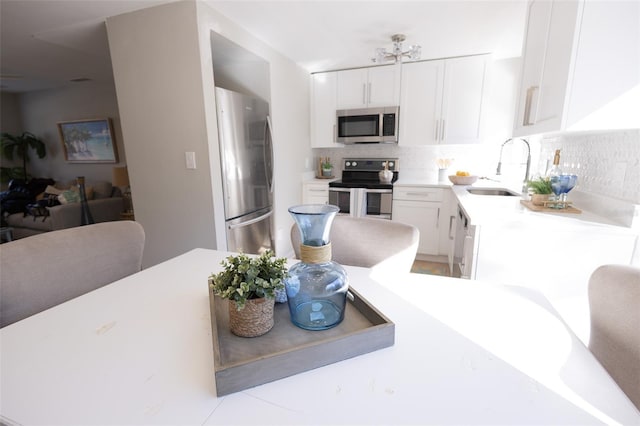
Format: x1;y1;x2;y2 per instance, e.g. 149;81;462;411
303;181;331;205
392;186;447;256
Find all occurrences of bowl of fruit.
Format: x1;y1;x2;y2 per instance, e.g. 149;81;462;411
449;171;478;185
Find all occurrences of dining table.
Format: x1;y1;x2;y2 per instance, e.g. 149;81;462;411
1;248;638;425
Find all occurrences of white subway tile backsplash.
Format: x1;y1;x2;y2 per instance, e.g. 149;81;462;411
538;129;640;204
314;129;640;219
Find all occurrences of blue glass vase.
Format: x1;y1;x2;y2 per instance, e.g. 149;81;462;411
285;204;348;330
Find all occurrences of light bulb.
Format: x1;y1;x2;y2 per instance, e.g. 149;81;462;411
373;48;388;63
408;45;421;60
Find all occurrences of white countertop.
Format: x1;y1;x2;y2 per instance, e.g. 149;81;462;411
452;184;638;230
1;248;638;425
396;175;634;230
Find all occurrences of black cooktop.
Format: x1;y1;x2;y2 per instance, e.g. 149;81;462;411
329;158;399;189
329;173;398;189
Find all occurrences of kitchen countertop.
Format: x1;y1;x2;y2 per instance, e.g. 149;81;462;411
304;176;340;183
396;176;633;230
452;184;636;230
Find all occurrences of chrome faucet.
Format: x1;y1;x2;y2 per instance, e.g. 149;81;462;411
496;138;531;192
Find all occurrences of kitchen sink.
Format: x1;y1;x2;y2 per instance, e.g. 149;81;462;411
467;188;519;196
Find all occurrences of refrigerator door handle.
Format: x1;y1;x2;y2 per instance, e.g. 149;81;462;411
227;210;273;230
265;116;275;194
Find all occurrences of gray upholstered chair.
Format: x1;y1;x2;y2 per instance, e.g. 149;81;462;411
0;221;145;328
588;264;640;409
291;215;419;273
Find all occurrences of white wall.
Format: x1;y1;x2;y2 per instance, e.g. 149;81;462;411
107;0;311;267
16;84;126;183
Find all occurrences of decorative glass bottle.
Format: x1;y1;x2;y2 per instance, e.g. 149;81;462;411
285;204;348;330
77;176;94;225
546;149;562;178
546;150;563;208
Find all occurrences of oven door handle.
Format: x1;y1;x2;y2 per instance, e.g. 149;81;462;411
363;188;393;194
328;187;352;193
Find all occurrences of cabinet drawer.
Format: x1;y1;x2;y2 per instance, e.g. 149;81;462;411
303;182;330;204
393;186;444;202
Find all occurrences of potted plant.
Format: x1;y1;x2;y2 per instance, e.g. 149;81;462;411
526;177;553;206
1;132;47;185
209;250;287;337
321;158;333;177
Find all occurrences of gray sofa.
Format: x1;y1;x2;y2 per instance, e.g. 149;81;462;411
5;180;124;239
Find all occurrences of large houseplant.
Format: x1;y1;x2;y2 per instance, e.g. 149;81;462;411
1;132;47;184
209;250;287;337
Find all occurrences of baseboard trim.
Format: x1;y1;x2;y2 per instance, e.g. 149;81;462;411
415;253;448;263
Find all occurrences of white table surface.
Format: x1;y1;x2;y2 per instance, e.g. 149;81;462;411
1;248;638;425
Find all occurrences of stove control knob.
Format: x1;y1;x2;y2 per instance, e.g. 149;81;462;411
345;161;351;167
352;161;357;167
388;161;394;169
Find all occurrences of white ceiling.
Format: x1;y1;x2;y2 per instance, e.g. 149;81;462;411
0;0;527;93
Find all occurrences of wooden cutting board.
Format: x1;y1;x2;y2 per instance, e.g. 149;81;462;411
520;200;582;214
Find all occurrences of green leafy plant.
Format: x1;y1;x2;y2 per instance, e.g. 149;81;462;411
526;177;553;194
209;250;287;310
322;159;332;170
1;132;46;183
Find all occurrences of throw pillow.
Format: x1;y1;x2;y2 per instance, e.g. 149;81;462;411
58;190;80;205
44;185;63;196
70;185;94;200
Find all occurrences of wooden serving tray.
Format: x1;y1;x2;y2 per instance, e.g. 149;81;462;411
520;200;582;214
208;287;395;396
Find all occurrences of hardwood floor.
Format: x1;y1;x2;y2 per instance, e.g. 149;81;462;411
410;260;450;276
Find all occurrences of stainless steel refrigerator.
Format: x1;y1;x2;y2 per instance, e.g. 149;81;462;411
215;87;274;254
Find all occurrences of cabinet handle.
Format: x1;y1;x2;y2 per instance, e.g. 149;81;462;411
448;215;455;240
333;124;336;142
523;86;538;126
362;84;366;105
367;82;372;104
309;189;326;192
436;207;440;228
441;119;446;141
405;192;431;197
435;119;439;141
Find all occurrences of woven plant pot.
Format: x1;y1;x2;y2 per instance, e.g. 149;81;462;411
531;193;551;206
228;297;275;337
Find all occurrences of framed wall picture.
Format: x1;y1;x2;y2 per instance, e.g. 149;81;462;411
57;118;118;163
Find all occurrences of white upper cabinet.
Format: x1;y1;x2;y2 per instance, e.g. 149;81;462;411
336;65;401;109
440;56;488;144
310;71;341;148
400;55;489;145
514;0;640;136
399;60;444;145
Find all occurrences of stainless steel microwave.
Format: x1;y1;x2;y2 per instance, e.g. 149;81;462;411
336;106;399;144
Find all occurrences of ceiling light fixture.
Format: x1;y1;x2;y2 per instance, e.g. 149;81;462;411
372;34;421;64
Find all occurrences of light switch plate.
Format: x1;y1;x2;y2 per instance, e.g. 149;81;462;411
185;151;196;169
